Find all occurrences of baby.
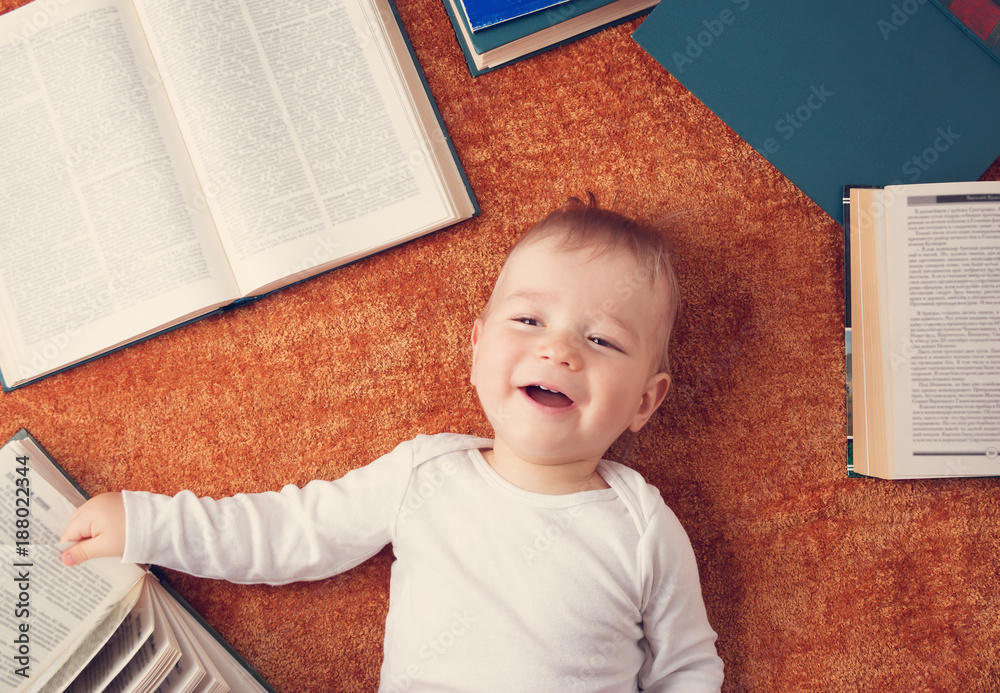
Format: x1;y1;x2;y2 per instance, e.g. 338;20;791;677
61;198;725;692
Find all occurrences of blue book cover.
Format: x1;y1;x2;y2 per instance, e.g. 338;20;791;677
459;0;636;53
633;0;1000;222
444;0;656;75
461;0;573;31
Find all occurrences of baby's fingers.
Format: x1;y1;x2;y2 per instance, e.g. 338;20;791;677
60;504;94;545
62;535;114;566
59;492;127;566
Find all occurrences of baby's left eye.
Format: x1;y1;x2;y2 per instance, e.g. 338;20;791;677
589;336;620;351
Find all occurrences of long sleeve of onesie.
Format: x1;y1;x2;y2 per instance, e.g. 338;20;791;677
121;439;416;585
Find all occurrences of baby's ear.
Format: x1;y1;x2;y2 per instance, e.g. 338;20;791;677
628;373;670;432
470;318;484;385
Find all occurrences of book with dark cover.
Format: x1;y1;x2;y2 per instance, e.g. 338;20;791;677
2;429;276;692
633;0;1000;222
444;0;657;75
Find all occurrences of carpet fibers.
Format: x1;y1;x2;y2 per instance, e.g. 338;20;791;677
2;0;999;691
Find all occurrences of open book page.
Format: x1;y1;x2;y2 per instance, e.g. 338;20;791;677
150;586;268;693
65;582;156;693
0;435;145;692
884;181;1000;477
147;583;219;693
133;0;472;297
0;0;241;388
152;584;268;693
369;0;476;217
29;581;145;693
97;584;181;693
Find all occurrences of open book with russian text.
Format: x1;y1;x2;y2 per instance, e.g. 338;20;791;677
1;429;275;692
0;0;476;391
845;181;1000;479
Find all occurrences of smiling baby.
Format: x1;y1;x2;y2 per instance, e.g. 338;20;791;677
61;197;724;692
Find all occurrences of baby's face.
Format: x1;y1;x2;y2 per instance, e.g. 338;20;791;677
471;235;671;467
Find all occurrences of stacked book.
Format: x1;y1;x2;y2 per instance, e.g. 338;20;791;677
444;0;658;75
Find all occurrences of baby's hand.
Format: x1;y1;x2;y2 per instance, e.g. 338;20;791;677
60;492;127;566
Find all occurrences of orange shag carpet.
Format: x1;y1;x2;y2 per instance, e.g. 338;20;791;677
2;0;999;690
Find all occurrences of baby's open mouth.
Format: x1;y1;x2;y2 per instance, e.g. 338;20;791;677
524;385;574;408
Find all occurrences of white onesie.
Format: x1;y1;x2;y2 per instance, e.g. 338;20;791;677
123;433;724;692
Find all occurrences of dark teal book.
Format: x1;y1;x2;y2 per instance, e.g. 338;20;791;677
444;0;657;75
632;0;1000;222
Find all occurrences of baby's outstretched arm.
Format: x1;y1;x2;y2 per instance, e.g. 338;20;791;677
54;441;412;583
60;492;126;566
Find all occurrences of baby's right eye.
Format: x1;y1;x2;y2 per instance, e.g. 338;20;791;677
512;315;541;326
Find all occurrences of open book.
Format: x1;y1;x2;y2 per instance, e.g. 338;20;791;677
1;429;274;692
845;181;1000;479
0;0;476;391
